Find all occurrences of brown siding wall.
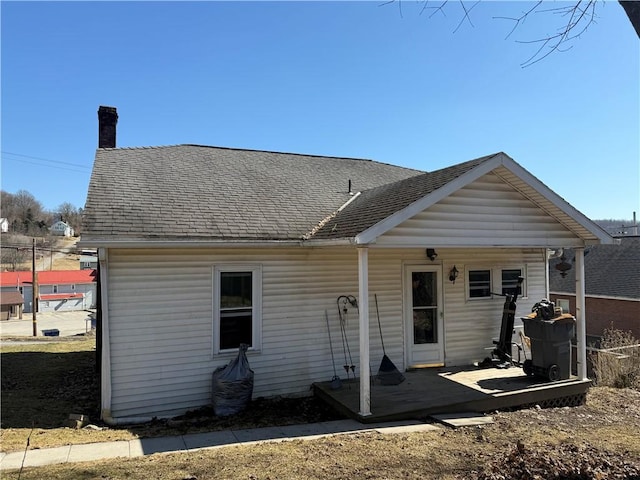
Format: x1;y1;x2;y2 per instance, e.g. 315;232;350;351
550;294;640;339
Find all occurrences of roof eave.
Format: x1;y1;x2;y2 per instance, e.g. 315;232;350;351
355;153;506;245
355;153;615;246
499;158;615;245
78;237;355;249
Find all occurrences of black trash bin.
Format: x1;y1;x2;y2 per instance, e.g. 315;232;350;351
522;314;575;381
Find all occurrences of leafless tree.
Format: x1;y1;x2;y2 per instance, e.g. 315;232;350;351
0;235;31;271
384;1;639;67
0;190;53;236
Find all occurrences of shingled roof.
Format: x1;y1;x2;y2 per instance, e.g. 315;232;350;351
549;236;640;299
311;154;497;239
82;145;424;242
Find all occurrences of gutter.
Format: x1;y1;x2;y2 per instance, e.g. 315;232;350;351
78;239;307;249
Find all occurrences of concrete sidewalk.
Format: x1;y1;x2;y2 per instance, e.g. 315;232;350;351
0;419;441;470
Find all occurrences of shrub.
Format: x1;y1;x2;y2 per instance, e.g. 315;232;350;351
591;327;640;390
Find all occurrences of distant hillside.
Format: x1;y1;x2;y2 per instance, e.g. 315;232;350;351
594;219;638;236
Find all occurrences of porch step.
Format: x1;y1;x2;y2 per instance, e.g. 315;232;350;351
430;412;494;428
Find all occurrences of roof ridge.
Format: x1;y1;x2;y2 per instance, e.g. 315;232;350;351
98;143;424;172
357;152;499;196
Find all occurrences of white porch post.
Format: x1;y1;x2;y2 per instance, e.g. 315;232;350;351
575;247;588;380
357;246;371;416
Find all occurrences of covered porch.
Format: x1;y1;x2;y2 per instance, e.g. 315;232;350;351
329;156;615;417
313;366;591;423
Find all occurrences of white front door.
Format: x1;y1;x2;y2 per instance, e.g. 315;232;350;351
404;265;444;367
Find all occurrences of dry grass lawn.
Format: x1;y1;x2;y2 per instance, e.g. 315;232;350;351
2;338;639;479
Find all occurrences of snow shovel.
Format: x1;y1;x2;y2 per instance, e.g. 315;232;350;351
374;294;405;386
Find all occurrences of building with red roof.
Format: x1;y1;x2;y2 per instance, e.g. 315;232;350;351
0;270;97;315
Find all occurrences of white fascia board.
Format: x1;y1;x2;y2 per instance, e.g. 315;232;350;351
355;153;506;245
500;157;615;245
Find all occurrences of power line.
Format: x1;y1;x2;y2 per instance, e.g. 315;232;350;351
2;156;88;174
2;245;84;254
1;151;91;172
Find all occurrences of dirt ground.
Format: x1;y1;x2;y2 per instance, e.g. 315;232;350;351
471;387;640;478
2;339;639;479
1;387;639;480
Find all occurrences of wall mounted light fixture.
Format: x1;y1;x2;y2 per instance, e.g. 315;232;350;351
449;265;459;284
426;248;438;261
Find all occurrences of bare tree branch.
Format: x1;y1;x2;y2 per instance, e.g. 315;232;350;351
423;1;448;20
510;1;599;67
494;1;543;40
453;0;480;34
383;1;636;67
379;0;403;18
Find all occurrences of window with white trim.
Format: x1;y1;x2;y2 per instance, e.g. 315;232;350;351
214;265;262;353
467;266;528;300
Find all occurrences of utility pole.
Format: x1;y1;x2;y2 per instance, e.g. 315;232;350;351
32;238;38;336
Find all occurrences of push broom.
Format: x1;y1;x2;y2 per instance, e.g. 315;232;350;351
374;294;405;386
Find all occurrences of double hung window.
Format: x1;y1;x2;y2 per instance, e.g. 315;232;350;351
214;266;262;353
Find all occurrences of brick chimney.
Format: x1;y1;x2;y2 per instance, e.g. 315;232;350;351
98;106;118;148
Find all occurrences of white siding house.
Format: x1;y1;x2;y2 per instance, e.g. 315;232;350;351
50;220;74;237
81;110;612;423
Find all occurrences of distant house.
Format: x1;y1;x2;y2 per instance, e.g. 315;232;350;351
549;236;640;342
1;291;24;320
80;250;98;270
80;107;614;423
0;218;9;233
0;270;97;313
50;220;74;237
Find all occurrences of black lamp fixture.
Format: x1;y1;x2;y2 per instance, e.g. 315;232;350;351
555;253;572;278
426;248;438;261
449;265;459;284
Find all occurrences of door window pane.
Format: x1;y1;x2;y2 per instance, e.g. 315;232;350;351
412;272;437;344
412;272;436;307
413;309;437;344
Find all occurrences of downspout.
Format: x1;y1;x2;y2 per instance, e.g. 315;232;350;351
102;415;160;426
575;247;588;380
357;246;371;416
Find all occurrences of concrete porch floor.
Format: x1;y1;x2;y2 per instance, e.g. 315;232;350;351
313;365;591;423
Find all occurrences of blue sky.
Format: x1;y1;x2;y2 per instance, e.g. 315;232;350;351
1;1;638;221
